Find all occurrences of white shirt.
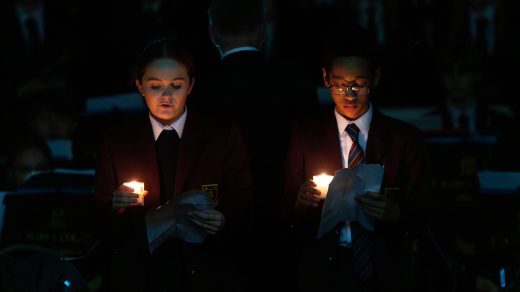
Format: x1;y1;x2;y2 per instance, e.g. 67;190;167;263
149;107;188;141
15;3;45;46
469;3;495;55
335;104;373;246
446;101;477;134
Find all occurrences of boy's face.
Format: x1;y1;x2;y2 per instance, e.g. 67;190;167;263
136;58;194;125
323;56;373;121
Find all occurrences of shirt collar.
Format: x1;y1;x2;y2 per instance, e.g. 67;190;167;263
149;106;188;141
15;2;44;24
446;100;477;116
335;103;373;137
221;46;260;60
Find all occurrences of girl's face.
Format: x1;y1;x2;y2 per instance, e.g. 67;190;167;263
136;58;194;125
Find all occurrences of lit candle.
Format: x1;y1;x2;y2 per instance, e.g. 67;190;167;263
123;181;145;205
312;174;333;199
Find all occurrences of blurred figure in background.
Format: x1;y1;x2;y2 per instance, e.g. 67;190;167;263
1;135;53;190
433;50;511;136
197;1;318;289
14;87;81;167
0;0;80;95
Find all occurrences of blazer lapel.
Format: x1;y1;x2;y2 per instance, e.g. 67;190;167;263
308;111;343;176
365;108;388;164
174;113;207;196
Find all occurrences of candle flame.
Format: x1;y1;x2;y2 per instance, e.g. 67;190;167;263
312;174;333;199
124;181;144;194
124;181;146;205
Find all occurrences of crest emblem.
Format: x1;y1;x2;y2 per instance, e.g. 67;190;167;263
202;184;219;206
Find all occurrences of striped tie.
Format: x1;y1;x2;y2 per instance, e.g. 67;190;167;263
346;123;374;282
346;123;365;167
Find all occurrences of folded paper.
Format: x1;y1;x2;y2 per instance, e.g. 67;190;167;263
146;190;214;253
317;164;384;239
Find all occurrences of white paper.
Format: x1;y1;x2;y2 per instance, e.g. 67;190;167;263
146;190;214;253
317;164;384;239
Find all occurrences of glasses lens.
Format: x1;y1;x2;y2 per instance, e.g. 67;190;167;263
330;85;369;96
330;86;344;95
352;86;370;95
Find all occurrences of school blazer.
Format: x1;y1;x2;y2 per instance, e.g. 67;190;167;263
284;107;431;291
94;111;253;291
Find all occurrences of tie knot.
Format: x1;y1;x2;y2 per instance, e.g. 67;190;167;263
25;16;41;51
25;16;36;27
346;123;360;141
476;16;488;28
158;129;180;141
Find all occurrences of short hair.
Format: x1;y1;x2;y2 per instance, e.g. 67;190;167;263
208;0;265;36
321;26;382;74
135;39;195;82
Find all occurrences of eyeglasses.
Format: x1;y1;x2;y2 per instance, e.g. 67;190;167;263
328;84;371;96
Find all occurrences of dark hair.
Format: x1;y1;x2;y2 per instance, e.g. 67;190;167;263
208;0;265;36
135;39;195;82
321;26;382;74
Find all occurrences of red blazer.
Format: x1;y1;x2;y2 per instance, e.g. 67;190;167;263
283;107;431;291
94;111;252;291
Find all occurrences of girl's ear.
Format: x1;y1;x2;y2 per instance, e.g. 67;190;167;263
187;78;195;95
135;79;144;96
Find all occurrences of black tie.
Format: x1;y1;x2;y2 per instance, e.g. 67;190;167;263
25;17;41;55
155;129;180;204
458;113;469;132
474;16;489;56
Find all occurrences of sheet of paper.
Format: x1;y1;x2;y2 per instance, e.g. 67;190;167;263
146;190;214;253
317;164;384;239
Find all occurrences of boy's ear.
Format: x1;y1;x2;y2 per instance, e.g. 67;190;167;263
322;67;329;87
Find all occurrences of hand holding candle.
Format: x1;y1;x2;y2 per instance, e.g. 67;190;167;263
123;181;146;205
312;174;333;199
